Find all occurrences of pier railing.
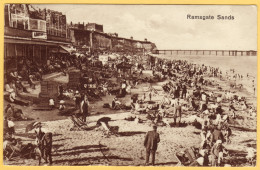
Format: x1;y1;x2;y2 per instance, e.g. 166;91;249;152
153;50;257;56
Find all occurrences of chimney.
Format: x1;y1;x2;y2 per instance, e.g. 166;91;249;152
144;38;147;42
130;36;133;40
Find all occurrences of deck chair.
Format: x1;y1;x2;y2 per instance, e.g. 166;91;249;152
175;147;199;167
3;140;35;160
69;115;88;131
175;153;186;166
184;147;197;162
4;140;22;160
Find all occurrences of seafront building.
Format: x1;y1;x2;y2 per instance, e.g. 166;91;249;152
69;22;157;54
3;4;157;75
4;4;71;75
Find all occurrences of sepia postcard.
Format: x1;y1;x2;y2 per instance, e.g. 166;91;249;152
1;0;258;169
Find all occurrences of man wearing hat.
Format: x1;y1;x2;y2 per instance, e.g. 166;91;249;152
34;122;47;148
33;122;52;165
144;125;160;166
80;95;89;122
34;122;48;136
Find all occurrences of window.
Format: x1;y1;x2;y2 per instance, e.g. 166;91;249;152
28;18;46;32
10;13;29;30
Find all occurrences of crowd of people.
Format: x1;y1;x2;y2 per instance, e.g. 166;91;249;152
3;51;256;166
127;57;256;166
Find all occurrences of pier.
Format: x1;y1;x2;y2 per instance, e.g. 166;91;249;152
153;50;257;56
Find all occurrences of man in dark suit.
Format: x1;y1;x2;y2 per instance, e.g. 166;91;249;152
80;95;89;122
144;125;160;166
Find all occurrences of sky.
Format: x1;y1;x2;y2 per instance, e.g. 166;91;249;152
35;4;257;50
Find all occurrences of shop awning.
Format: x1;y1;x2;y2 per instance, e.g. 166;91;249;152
5;35;71;46
59;45;75;54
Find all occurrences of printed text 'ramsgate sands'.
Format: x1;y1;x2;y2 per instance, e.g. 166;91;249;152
187;14;235;20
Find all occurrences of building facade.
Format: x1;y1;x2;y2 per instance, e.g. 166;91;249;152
4;4;158;76
86;23;104;32
4;4;71;74
92;32;112;51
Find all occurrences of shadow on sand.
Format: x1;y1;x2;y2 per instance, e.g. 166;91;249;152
230;126;256;132
155;161;178;166
53;143;133;165
118;131;146;136
53;155;133;165
227;149;249;166
15;133;62;139
240;139;256;144
57;144;106;152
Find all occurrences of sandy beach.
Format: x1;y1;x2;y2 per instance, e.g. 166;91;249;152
4;55;257;166
2;3;257;167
